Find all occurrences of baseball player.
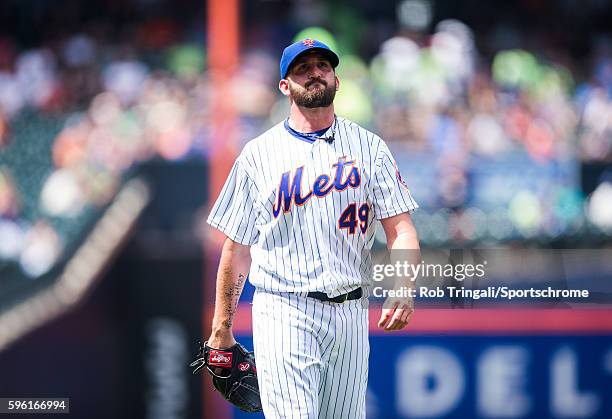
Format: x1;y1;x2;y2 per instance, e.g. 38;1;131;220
206;38;420;418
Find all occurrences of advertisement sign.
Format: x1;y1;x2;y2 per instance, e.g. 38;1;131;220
233;308;612;419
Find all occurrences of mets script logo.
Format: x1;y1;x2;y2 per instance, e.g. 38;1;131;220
302;38;315;47
273;156;361;217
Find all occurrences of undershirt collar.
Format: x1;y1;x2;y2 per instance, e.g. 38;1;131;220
283;118;334;143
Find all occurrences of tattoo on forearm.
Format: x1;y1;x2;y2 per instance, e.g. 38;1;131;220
220;273;247;329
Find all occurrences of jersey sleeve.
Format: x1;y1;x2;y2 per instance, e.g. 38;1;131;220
207;155;260;245
371;140;419;219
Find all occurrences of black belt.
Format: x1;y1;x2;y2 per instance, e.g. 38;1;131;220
307;287;363;303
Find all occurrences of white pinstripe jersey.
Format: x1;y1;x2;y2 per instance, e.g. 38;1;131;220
207;116;418;297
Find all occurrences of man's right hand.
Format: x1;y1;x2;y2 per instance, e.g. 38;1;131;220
207;328;237;349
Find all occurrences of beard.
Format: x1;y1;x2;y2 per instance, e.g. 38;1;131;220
288;78;336;108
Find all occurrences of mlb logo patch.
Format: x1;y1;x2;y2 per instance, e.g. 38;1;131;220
394;162;410;190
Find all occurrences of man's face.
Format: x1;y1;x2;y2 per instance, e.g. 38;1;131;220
285;53;337;108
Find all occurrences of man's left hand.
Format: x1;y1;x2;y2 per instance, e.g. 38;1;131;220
377;296;414;331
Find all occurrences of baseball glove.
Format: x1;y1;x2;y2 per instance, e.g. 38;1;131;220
190;341;262;413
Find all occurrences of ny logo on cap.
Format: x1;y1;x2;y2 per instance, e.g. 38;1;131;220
302;38;315;47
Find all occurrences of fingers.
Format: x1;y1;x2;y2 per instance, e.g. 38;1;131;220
377;299;399;329
377;308;392;329
379;298;414;331
384;307;414;331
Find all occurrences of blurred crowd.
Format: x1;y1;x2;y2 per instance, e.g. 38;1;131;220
2;0;612;277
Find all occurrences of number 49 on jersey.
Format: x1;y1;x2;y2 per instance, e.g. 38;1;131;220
338;202;369;234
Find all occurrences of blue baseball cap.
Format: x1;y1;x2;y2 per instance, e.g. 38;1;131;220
280;38;339;79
